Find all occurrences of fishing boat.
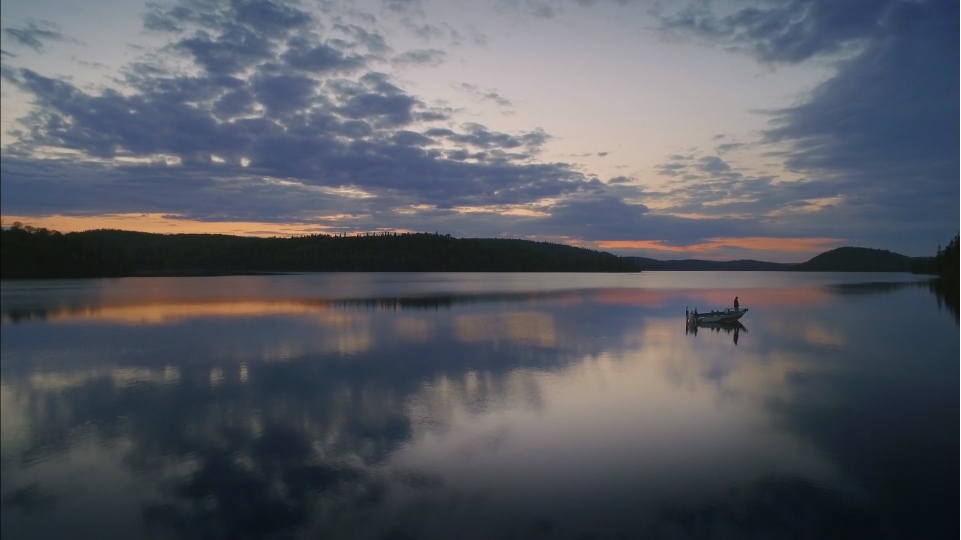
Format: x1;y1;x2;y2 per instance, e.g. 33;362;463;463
686;307;748;325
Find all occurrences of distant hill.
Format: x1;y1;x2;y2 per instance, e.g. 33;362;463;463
0;224;930;278
630;246;928;272
0;226;640;279
630;257;793;271
794;247;917;272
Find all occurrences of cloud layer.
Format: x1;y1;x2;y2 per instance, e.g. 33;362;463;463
1;0;956;260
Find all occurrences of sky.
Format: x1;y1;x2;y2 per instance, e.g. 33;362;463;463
0;0;957;262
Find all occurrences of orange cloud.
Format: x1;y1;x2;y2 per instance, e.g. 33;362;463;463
1;213;356;237
4;215;842;261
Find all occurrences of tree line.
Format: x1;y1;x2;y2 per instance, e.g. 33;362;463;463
912;233;959;279
913;233;959;322
0;224;640;279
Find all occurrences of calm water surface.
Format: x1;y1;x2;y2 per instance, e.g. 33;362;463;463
1;272;956;539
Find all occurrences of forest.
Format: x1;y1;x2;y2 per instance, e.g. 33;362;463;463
911;233;960;278
911;233;960;316
2;224;957;283
0;225;640;279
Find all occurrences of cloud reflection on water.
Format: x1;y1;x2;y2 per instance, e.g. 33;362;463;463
0;273;954;539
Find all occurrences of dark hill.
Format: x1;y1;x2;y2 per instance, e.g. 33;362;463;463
795;247;915;272
0;227;640;279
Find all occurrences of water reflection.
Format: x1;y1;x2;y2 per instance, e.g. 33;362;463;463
1;290;573;325
926;277;959;324
1;273;955;539
686;320;746;345
829;277;958;326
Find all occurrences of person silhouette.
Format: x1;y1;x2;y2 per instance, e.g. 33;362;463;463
734;296;739;311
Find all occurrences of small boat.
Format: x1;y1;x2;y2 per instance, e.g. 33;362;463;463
687;307;748;325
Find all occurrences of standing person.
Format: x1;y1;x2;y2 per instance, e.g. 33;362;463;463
734;296;739;311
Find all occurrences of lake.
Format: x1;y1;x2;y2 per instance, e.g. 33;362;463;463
1;272;956;539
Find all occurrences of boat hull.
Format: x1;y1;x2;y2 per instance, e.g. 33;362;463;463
687;308;748;325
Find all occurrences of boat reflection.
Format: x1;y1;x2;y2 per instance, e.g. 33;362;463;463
686;319;747;345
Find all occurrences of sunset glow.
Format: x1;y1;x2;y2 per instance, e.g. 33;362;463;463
2;214;349;237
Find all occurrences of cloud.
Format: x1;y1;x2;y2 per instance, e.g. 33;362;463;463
335;75;422;126
251;73;320;115
3;21;78;53
4;0;952;259
331;23;391;55
391;130;434;146
144;0;312;37
456;83;515;108
402;20;447;41
391;48;446;67
656;0;959;250
761;0;959;245
536;193;647;236
697;156;730;175
425;123;548;153
282;39;366;72
176;26;276;75
514;186;779;247
3;1;611;229
650;151;848;229
659;0;890;64
714;142;744;154
497;0;563;20
2;0;608;223
528;2;558;20
1;56;588;208
382;0;424;16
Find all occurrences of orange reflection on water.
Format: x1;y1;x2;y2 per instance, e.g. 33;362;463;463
27;296;380;357
767;319;846;348
454;312;557;346
393;317;436;343
595;288;678;307
48;300;332;325
687;288;832;309
547;291;592;307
